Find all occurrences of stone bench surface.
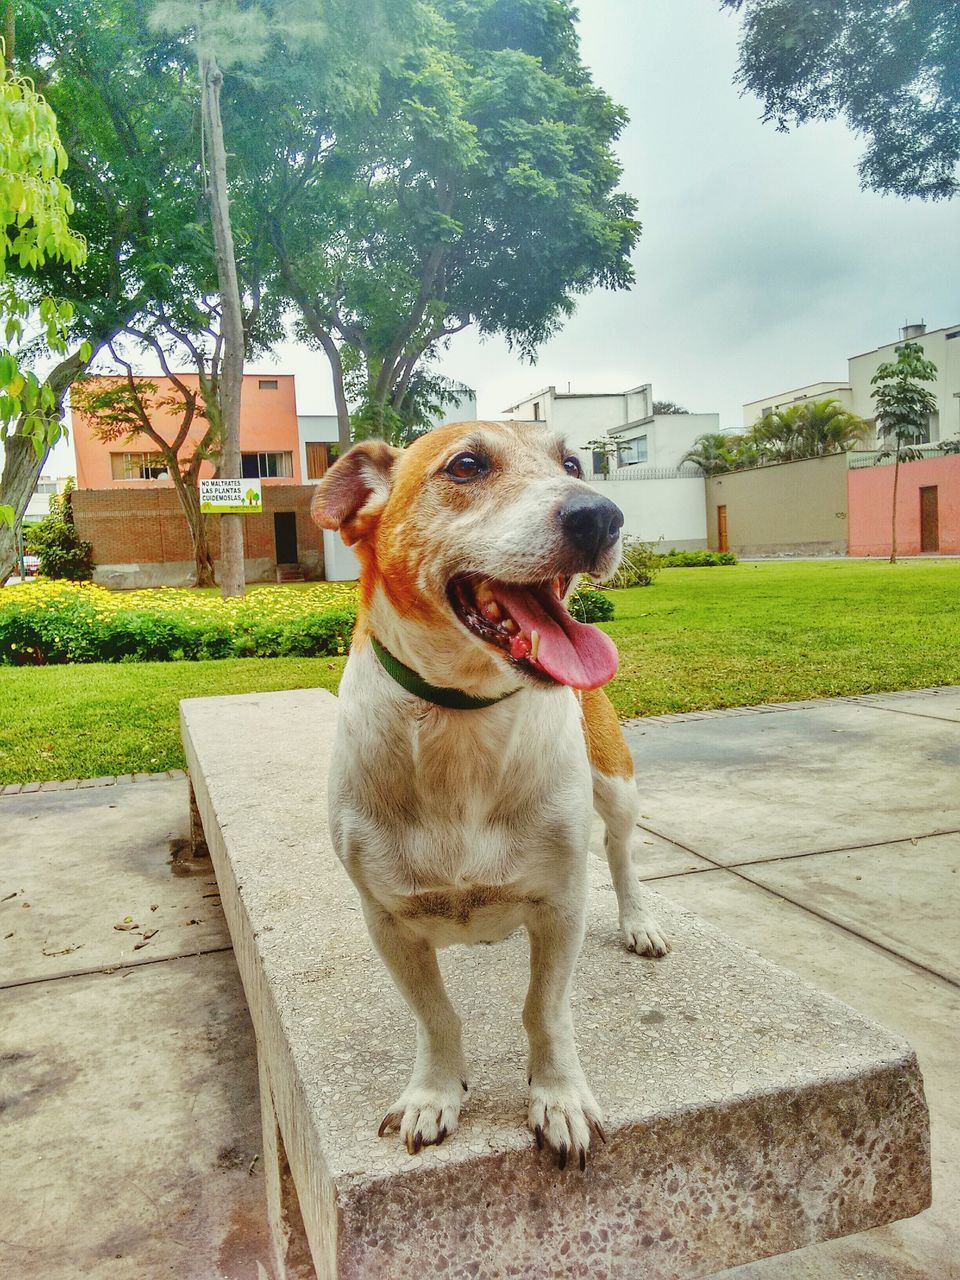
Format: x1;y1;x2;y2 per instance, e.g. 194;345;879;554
180;689;930;1280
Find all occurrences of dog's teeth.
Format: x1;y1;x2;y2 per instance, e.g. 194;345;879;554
475;581;494;605
529;629;540;661
481;601;502;623
502;619;518;635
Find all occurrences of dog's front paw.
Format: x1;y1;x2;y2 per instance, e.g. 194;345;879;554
378;1075;466;1154
621;907;671;957
528;1076;604;1171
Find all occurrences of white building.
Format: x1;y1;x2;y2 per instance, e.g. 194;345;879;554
502;383;711;550
502;383;719;476
743;322;960;446
22;474;70;524
296;387;479;481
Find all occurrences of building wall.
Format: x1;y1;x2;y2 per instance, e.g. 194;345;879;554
72;485;325;588
705;454;850;557
73;373;303;488
608;413;720;473
297;414;339;483
847;455;960;556
847;325;960;445
587;476;707;549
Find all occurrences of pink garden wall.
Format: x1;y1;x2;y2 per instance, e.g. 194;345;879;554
848;455;960;556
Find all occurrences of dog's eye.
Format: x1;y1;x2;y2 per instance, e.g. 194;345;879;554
562;455;583;479
445;452;489;482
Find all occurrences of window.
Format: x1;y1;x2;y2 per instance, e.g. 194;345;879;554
35;480;58;494
258;378;279;390
616;436;648;467
111;451;169;480
241;451;293;478
305;442;329;479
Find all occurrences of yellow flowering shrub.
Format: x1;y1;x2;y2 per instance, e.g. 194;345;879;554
0;580;359;664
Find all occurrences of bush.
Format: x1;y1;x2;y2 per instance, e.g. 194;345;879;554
568;586;614;623
608;538;661;588
28;493;95;581
660;549;738;567
0;581;358;665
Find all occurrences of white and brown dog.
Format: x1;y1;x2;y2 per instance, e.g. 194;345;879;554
313;419;668;1171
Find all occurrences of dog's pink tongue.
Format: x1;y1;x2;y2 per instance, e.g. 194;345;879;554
493;585;618;690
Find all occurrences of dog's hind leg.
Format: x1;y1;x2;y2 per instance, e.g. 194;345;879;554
363;903;468;1153
582;689;670;957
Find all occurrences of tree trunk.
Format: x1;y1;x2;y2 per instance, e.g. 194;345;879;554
0;349;89;585
4;2;14;69
0;435;46;582
172;468;216;587
200;51;245;598
316;331;352;453
889;453;900;564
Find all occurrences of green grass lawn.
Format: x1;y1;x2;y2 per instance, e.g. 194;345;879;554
3;559;959;783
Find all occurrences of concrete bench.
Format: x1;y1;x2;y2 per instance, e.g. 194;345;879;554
180;689;930;1280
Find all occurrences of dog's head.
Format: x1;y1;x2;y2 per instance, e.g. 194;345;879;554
313;420;624;695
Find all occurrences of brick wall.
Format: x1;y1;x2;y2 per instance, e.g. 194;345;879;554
72;486;325;583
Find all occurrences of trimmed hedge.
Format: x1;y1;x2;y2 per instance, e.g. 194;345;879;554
0;580;615;666
660;549;738;567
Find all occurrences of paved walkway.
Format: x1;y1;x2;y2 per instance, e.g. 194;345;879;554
1;687;958;1278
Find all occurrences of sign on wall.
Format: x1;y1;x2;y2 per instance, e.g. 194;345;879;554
199;478;263;515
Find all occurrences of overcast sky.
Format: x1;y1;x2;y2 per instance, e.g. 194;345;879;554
44;0;960;473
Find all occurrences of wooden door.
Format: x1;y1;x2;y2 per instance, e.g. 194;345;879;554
920;486;939;552
717;504;729;553
305;442;329;480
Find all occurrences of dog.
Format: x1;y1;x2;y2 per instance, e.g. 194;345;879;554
313;419;669;1171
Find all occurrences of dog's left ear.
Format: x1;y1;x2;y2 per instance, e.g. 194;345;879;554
312;440;401;542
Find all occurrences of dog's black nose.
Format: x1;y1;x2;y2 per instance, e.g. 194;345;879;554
558;492;624;560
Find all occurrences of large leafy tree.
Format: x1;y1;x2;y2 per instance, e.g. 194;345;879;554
748;398;868;462
264;0;639;446
0;0;206;582
721;0;960;199
0;47;88;571
871;341;938;562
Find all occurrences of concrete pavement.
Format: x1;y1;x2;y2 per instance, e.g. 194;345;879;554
2;686;959;1278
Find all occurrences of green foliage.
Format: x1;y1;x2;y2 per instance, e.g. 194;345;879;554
652;400;688;415
27;485;94;580
660;549;738;567
747;399;868;462
0;54;89;523
871;342;939;460
607;537;660;588
721;0;960;199
0;591;357;665
567;585;614;623
680;432;756;476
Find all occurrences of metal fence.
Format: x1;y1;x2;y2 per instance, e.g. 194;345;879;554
591;466;703;481
847;445;960;469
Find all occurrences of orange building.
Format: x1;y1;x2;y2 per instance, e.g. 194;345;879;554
72;373;305;489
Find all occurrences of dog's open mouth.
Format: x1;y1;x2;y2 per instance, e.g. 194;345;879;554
447;575;618;691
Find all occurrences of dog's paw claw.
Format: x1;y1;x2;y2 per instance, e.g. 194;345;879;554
528;1077;601;1173
621;911;671;958
380;1079;463;1154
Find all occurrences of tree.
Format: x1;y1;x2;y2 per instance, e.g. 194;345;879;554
871;341;938;563
0;44;89;570
680;432;757;476
72;319;227;586
584;437;617;477
747;398;868;462
266;0;639;445
721;0;960;199
1;0;211;583
652;400;688;415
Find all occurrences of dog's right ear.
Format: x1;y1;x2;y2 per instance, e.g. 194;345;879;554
312;440;401;543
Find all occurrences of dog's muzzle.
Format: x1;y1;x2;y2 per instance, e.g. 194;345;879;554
557;492;624;563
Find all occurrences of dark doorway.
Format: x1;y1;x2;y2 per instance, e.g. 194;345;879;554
717;504;729;553
274;511;298;564
920;486;939;552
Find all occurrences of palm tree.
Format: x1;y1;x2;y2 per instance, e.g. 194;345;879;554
680;432;756;475
747;399;868;463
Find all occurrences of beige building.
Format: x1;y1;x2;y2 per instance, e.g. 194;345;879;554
705;454;850;558
743;322;960;446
